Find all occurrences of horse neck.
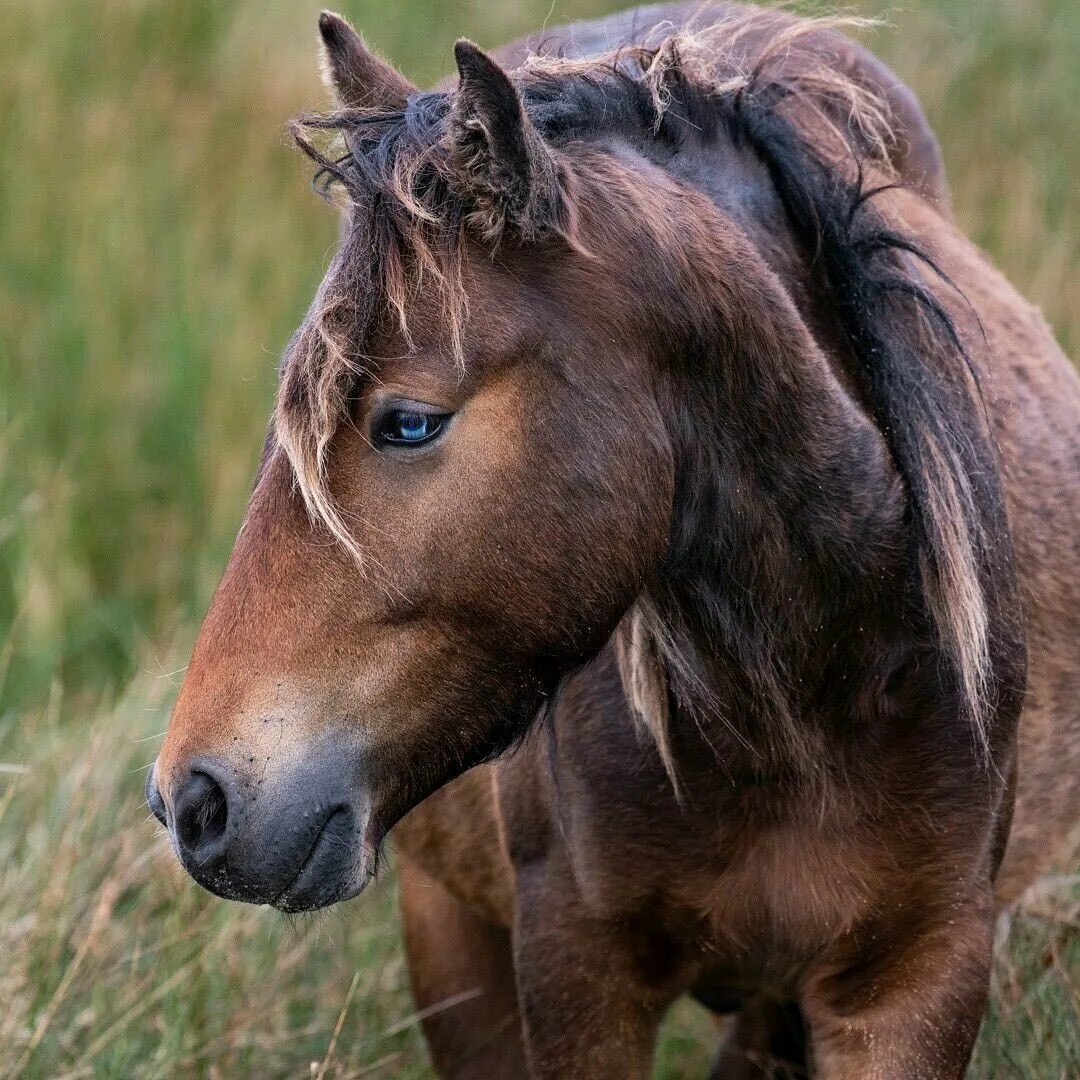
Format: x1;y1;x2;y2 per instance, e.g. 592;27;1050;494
638;190;914;779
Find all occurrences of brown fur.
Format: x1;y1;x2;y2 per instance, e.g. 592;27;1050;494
151;5;1079;1077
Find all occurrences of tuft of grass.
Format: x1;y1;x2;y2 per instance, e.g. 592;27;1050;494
0;0;1076;1076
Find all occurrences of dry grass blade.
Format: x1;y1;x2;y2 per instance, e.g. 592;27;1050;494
381;987;484;1038
314;970;362;1080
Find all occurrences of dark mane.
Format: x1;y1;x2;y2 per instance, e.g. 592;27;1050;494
277;15;1020;757
718;84;1020;756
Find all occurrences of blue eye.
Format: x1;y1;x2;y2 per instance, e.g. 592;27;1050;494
375;406;449;449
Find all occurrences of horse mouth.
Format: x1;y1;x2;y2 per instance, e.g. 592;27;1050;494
271;805;370;913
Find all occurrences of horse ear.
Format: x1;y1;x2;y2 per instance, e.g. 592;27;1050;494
318;10;415;110
450;39;577;244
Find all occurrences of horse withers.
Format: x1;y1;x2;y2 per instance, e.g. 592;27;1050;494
147;5;1079;1076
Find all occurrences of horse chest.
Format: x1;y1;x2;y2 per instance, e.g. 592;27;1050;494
699;817;877;968
567;786;879;981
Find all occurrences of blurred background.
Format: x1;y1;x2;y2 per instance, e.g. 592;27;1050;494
0;0;1076;1075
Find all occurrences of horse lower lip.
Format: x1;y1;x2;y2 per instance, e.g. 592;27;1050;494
272;807;354;911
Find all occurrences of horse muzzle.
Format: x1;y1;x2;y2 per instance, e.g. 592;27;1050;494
146;742;376;912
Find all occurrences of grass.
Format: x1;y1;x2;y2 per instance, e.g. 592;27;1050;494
0;0;1076;1075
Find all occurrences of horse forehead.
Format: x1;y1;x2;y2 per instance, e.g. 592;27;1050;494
374;263;577;359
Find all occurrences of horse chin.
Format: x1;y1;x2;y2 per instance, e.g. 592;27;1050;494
270;805;380;914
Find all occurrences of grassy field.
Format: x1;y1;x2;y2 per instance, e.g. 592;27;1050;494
1;0;1076;1076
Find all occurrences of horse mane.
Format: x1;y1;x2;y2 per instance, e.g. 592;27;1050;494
277;10;1017;760
719;87;1016;760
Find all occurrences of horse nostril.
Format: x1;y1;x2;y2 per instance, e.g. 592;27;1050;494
174;770;230;857
145;766;168;826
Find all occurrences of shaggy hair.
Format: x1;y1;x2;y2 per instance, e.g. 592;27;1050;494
276;10;1016;761
278;13;891;557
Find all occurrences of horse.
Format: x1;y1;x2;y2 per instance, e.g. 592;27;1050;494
147;4;1080;1076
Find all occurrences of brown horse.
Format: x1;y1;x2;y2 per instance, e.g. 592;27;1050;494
148;4;1079;1077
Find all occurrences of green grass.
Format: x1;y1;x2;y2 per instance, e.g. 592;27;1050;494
0;0;1076;1075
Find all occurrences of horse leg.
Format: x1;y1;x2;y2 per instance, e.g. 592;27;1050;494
512;877;680;1079
706;1000;809;1079
800;901;993;1079
398;856;527;1079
